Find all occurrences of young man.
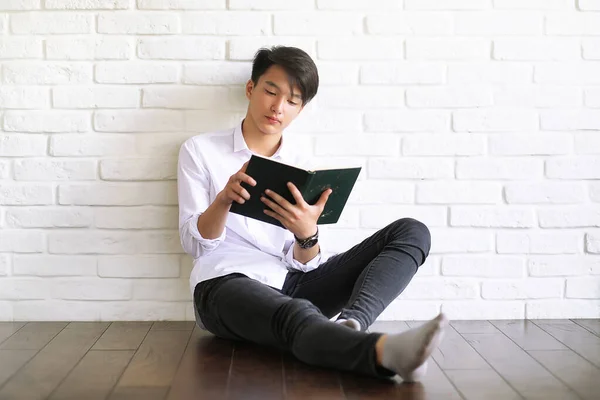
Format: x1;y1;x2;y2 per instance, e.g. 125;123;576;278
177;46;448;382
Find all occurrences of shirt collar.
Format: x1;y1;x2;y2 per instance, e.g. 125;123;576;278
233;119;287;159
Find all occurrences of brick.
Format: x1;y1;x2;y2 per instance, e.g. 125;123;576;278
53;278;132;300
99;301;186;320
318;38;403;60
378;300;441;321
360;206;447;229
348;180;414;204
403;134;485;156
365;110;449;132
100;157;176;180
0;279;49;300
12;300;102;320
5;207;93;228
134;132;191;156
13;255;96;276
450;206;535;228
535;63;600;84
0;134;47;157
405;0;491;9
95;207;178;229
482;279;563;299
0;184;53;205
407;86;492;108
0;87;49;109
369;158;454;179
0;161;9;179
133;279;189;301
526;300;600;319
137;0;225;9
0;302;12;320
0;37;42;59
406;39;490;60
494;86;582;108
11;12;91;34
0;0;40;10
230;0;311;8
497;231;582;254
495;0;571;9
529;255;600;276
316;62;359;85
50;134;136;156
98;255;179;278
494;38;580;60
59;182;177;205
592;183;600;203
399;278;478;300
183;12;269;35
457;12;543;35
539;206;600;228
587;232;600;253
360;63;445;85
315;134;399;156
541;110;600;130
142;86;230;109
183;62;251;85
316;87;405;109
46;0;129;9
3;63;91;85
98;12;179;34
137;231;182;253
95;63;178;83
0;254;10;276
275;12;360;35
0;15;5;32
14;159;95;181
456;158;543;179
453;109;537;132
138;37;224;60
0;231;45;253
4;111;90;133
286;110;362;133
94;110;184;132
505;182;586;204
49;231;136;254
331;206;359;229
489;133;571;156
449;62;532;84
575;133;600;155
444;301;526;320
584;40;600;59
579;0;600;10
442;255;525;278
318;0;400;8
46;36;132;60
54;87;139;109
546;13;600;35
366;12;453;35
429;228;493;253
228;37;314;60
185;110;245;132
417;181;502;204
546;157;600;179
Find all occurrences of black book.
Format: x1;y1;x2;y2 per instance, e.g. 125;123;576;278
229;155;361;228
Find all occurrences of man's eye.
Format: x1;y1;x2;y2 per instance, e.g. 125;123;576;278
265;90;275;95
288;101;297;106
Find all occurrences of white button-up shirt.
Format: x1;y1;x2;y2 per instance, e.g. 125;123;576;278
178;120;334;295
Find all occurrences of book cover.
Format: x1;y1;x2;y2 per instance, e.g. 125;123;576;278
229;155;361;228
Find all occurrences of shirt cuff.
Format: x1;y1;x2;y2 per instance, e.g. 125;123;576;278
284;241;322;273
189;213;226;251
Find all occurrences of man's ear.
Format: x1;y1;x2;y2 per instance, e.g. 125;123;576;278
245;79;254;100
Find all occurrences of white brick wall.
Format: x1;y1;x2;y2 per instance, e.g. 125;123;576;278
0;1;599;322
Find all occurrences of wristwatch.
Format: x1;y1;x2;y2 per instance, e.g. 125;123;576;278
294;227;319;249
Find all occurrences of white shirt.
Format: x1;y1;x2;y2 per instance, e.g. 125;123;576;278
178;120;335;295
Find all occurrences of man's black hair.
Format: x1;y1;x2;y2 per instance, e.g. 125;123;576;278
251;46;319;105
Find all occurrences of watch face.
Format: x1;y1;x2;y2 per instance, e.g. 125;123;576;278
300;238;318;249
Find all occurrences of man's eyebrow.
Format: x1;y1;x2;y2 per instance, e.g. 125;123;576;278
265;80;302;99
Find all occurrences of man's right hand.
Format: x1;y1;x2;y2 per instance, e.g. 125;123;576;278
217;160;257;206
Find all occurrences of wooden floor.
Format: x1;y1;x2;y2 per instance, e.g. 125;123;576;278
0;319;599;400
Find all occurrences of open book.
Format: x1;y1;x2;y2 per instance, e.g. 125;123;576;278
229;155;361;228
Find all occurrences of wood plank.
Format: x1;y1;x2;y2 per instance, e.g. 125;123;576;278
49;350;134;400
227;341;284;400
283;352;344;400
528;349;600;400
0;323;26;345
0;322;109;400
0;350;37;388
444;369;521;400
407;321;490;370
115;329;191;389
462;332;579;399
0;322;67;350
109;386;170;400
92;322;152;351
533;319;600;368
151;321;195;331
572;319;600;337
451;320;499;334
166;328;232;400
491;320;568;351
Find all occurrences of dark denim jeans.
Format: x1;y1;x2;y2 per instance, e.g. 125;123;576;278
193;218;431;378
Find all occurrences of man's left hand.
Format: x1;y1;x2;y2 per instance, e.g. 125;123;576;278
261;182;332;239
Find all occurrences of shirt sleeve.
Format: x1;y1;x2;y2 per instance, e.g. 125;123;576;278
177;138;225;259
282;236;323;273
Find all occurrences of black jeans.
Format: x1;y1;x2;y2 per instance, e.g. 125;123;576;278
193;218;431;378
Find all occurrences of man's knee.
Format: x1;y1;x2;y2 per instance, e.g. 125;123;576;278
272;298;322;344
391;217;431;256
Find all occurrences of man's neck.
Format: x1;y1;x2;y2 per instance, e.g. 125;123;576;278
241;117;282;158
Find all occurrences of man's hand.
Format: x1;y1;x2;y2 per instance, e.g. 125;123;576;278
217;160;257;206
261;182;332;239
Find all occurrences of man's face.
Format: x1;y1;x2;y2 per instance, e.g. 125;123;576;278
245;64;304;135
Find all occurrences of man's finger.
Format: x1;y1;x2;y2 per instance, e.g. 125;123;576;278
316;188;333;207
286;182;306;207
